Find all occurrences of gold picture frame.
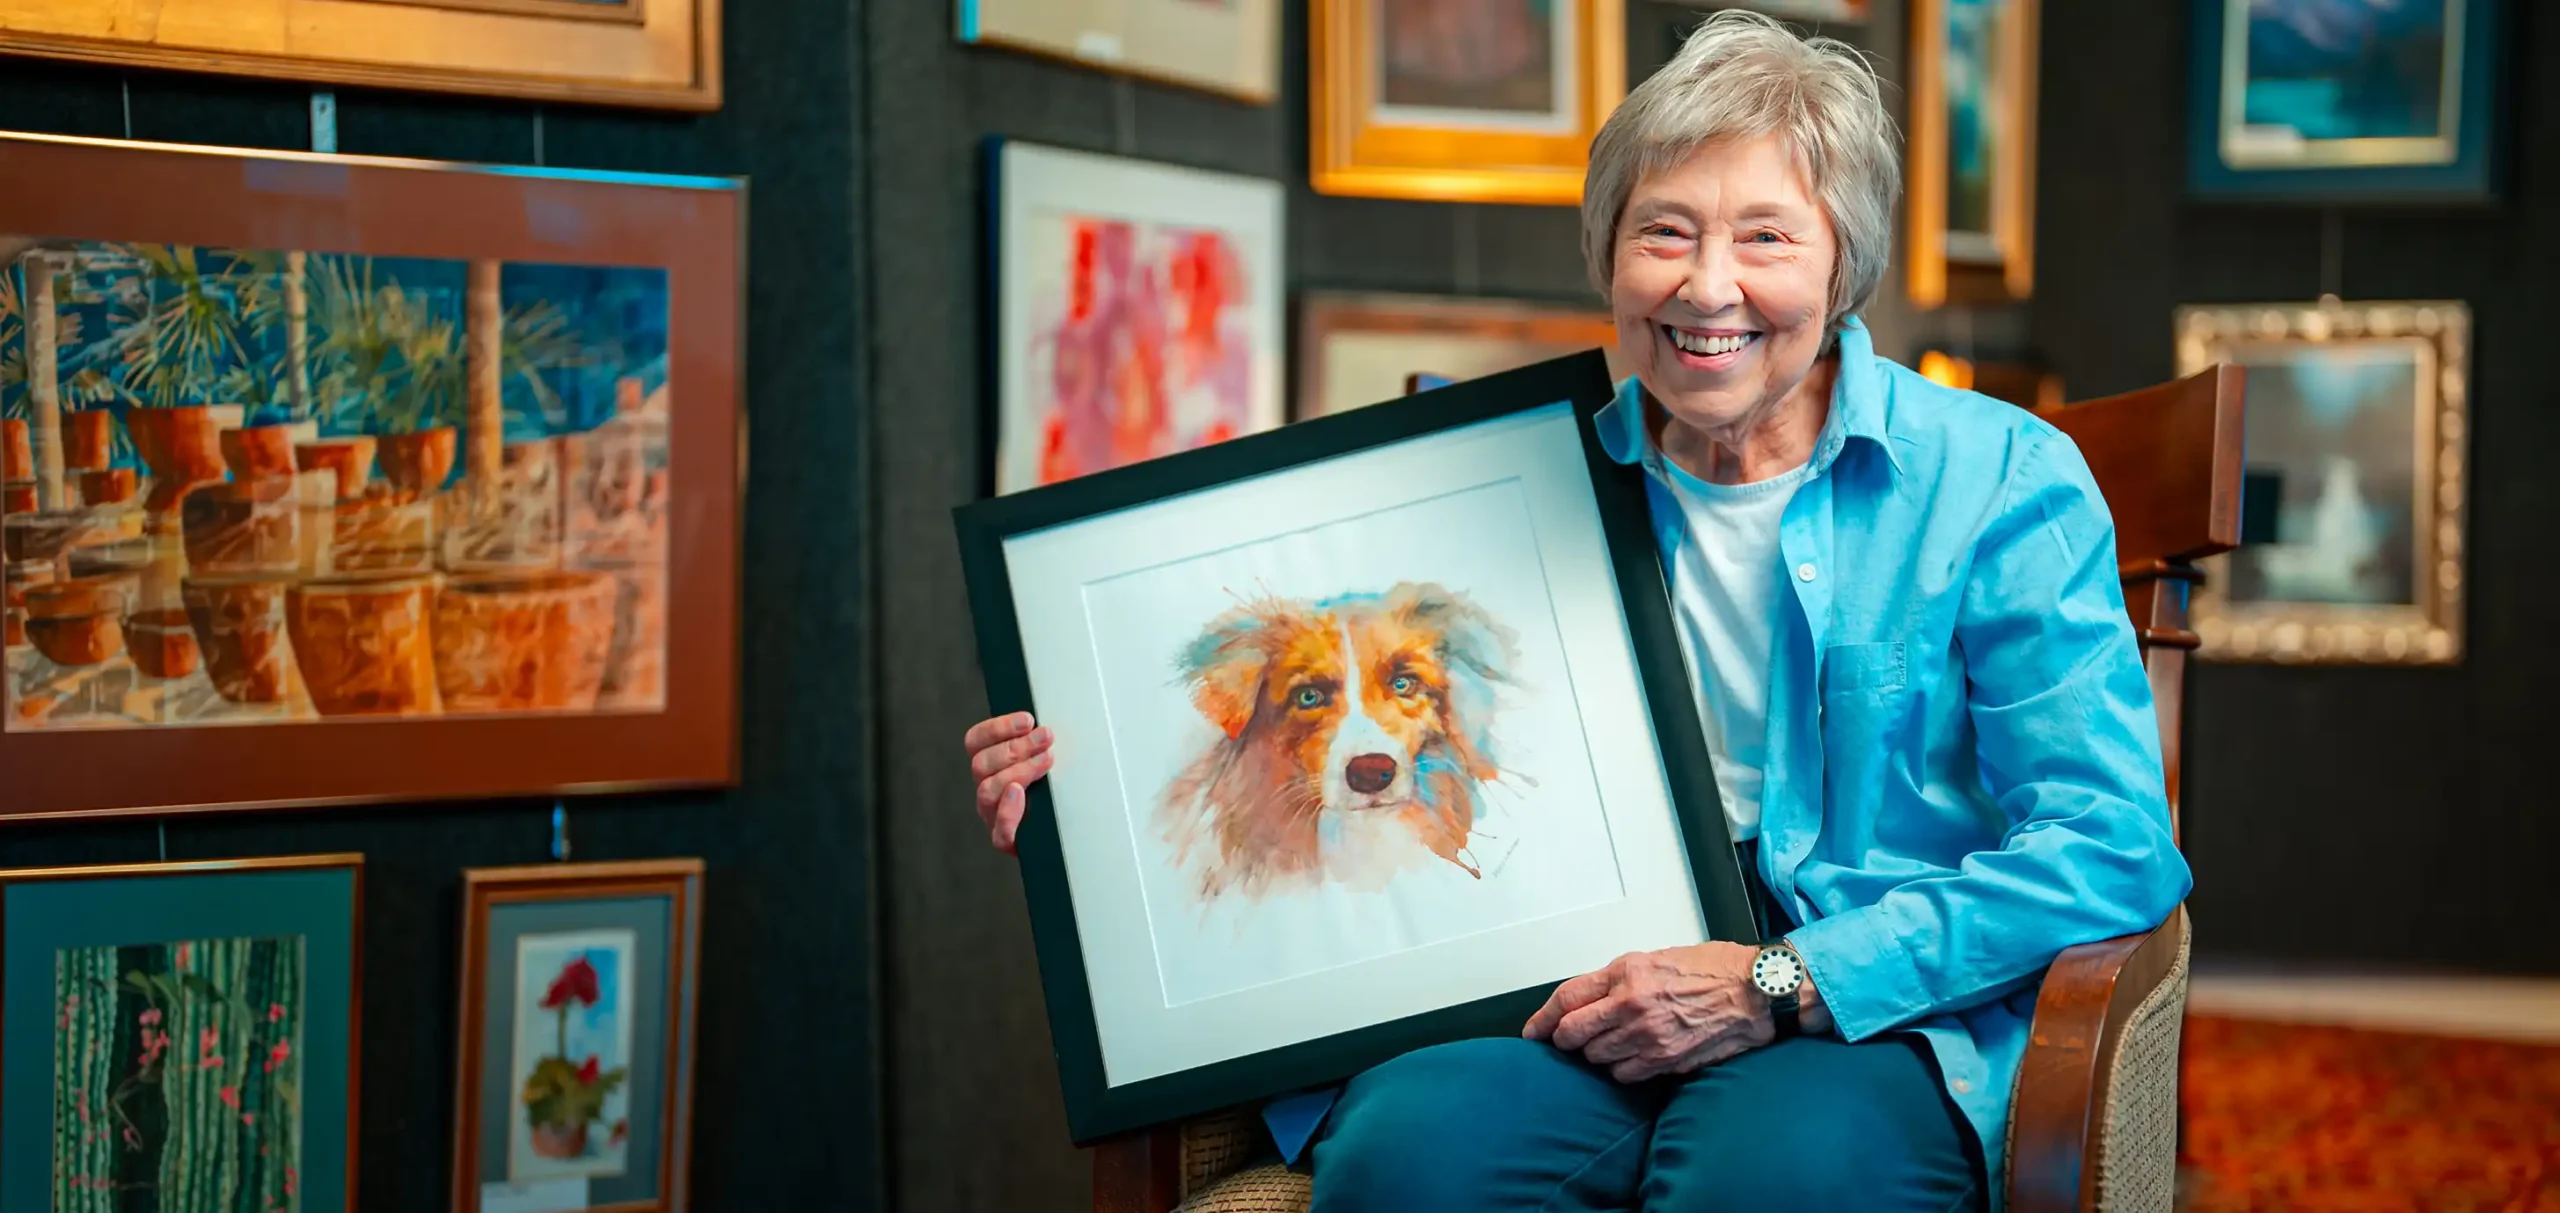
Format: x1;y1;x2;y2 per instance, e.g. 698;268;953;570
2174;299;2470;666
1295;291;1624;420
1310;0;1624;206
450;859;704;1213
1906;0;2037;307
0;0;720;112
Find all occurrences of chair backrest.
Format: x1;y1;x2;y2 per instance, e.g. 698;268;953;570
1401;362;2246;840
2032;364;2247;841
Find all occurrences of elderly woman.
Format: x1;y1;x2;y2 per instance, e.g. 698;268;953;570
960;11;2188;1211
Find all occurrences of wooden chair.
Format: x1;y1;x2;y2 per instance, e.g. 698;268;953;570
1094;365;2245;1213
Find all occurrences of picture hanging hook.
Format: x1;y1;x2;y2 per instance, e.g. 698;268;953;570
550;800;571;862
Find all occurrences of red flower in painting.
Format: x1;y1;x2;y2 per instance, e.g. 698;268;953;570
541;957;602;1010
266;1040;291;1074
611;1119;629;1147
577;1055;601;1086
218;1085;239;1110
267;1003;285;1023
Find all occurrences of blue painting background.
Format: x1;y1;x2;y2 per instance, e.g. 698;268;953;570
2244;0;2449;141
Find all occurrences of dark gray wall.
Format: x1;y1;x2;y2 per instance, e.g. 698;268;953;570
0;4;883;1207
2032;5;2558;974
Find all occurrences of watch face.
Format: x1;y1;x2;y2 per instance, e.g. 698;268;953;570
1752;947;1803;996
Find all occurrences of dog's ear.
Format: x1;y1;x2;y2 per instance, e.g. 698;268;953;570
1387;582;1520;688
1173;605;1277;740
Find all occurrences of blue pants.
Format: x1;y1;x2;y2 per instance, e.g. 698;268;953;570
1305;1033;1987;1212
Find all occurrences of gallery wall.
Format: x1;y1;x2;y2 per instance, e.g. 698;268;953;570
0;1;886;1207
2031;5;2560;973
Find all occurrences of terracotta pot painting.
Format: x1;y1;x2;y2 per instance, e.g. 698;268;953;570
285;575;441;715
0;136;735;824
432;571;616;713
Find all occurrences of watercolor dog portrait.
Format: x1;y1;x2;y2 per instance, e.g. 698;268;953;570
990;142;1284;496
506;930;636;1184
50;935;308;1212
0;240;672;733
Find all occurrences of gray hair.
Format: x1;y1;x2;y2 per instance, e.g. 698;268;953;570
1581;9;1901;332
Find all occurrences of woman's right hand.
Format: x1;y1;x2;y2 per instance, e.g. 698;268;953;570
965;712;1053;855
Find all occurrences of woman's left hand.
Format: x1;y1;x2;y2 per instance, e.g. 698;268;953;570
1521;942;1779;1082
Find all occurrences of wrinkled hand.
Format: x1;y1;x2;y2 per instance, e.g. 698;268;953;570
965;712;1053;855
1522;942;1772;1083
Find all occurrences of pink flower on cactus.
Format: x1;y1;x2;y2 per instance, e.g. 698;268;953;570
243;1112;257;1127
265;1040;291;1074
122;1126;142;1149
218;1085;240;1109
139;1007;160;1027
176;942;193;970
286;1167;298;1196
542;956;602;1010
199;1026;223;1070
268;1003;285;1023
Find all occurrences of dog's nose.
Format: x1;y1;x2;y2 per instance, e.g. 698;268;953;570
1345;753;1398;795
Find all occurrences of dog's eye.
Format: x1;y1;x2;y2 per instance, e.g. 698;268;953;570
1389;674;1419;696
1292;686;1326;710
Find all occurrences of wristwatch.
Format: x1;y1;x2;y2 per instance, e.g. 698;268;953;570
1751;941;1807;1040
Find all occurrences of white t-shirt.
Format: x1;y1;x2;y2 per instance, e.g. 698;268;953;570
1654;453;1815;843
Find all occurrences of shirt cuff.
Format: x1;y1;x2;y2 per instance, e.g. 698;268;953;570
1782;903;1932;1043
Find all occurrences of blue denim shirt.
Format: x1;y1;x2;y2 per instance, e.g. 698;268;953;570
1270;317;2192;1206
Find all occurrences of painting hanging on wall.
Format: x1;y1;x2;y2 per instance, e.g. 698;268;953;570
1310;0;1625;205
2174;299;2469;665
452;860;702;1213
987;140;1285;496
0;853;364;1212
0;0;718;111
953;352;1757;1142
1294;292;1625;420
1905;0;2037;306
957;0;1282;102
2185;0;2503;202
0;133;743;822
1707;0;1871;21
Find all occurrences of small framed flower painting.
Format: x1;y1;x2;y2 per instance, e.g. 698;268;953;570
450;860;703;1213
0;853;365;1212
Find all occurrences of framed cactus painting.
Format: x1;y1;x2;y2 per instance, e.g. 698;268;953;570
0;853;363;1213
452;861;702;1213
0;132;743;822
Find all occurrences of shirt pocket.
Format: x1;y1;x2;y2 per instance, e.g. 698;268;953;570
1822;641;1909;698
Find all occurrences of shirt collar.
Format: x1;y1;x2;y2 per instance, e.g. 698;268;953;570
1592;315;1902;479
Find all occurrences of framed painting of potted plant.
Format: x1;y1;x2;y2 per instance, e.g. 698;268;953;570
0;0;719;112
1309;0;1626;205
0;132;743;822
0;853;365;1212
450;860;703;1213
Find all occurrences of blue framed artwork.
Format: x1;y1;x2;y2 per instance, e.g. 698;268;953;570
2187;0;2505;202
451;860;703;1213
1;854;364;1212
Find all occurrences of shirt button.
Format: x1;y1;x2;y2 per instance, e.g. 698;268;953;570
1796;562;1818;582
1952;1079;1972;1094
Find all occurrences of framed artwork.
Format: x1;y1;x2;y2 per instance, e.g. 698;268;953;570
0;853;364;1211
0;132;743;822
987;140;1285;496
1294;291;1626;420
2174;299;2469;665
1310;0;1626;206
2185;0;2503;203
1701;0;1871;21
1906;0;2038;307
0;0;717;111
451;860;702;1213
1914;349;2064;411
957;0;1282;103
953;351;1759;1142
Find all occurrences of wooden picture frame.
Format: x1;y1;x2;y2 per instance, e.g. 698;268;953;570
2174;299;2469;665
1310;0;1625;206
0;132;744;822
0;853;365;1211
1906;0;2038;307
957;0;1281;104
2184;0;2504;204
0;0;718;112
1294;291;1624;420
953;352;1759;1143
451;859;704;1213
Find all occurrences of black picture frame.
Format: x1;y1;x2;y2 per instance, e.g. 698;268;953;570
952;351;1759;1144
2184;0;2506;205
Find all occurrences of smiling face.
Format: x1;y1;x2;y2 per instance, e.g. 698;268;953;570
1610;133;1838;439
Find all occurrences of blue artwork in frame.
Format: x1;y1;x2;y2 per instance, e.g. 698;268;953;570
0;855;363;1212
2186;0;2505;203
